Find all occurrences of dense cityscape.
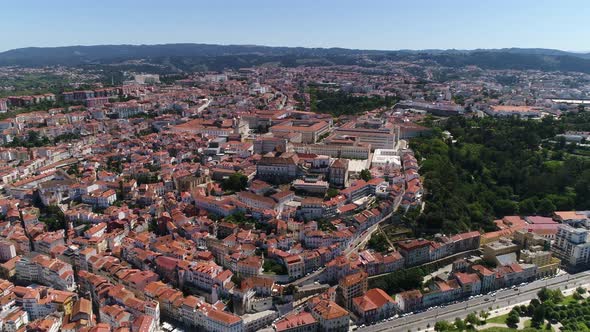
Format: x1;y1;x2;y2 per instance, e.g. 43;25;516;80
0;24;590;332
0;52;587;332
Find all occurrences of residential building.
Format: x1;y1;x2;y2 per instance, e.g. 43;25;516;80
273;311;318;332
285;255;304;280
338;270;368;309
520;247;560;278
329;159;349;188
0;241;16;262
308;298;349;332
292;142;371;159
553;223;590;270
256;152;300;183
395;290;422;313
270;120;330;144
398;239;431;266
15;255;76;291
352;288;396;323
334;119;397;150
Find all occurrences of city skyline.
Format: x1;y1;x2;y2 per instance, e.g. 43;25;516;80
2;2;590;332
2;0;590;52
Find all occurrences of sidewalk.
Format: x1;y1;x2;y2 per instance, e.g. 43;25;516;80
420;284;590;332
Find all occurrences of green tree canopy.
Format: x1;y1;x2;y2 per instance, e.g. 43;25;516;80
221;173;248;192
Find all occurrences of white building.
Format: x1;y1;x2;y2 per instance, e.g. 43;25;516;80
133;74;160;85
371;149;401;168
309;299;349;332
0;241;16;261
15;255;76;291
553;224;590;269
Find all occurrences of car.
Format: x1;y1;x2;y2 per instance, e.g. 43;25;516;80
514;288;519;291
484;297;490;301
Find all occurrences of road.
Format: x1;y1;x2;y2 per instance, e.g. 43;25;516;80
345;195;404;260
287;216;389;287
359;271;590;332
288;197;402;287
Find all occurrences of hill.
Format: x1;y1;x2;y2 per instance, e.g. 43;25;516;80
2;43;590;74
0;43;379;67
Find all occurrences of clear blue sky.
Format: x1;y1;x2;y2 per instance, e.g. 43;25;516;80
1;0;589;52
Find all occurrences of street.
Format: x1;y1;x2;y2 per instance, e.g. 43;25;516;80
288;205;399;287
359;270;590;332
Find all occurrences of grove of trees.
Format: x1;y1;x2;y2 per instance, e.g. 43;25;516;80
368;267;426;295
410;113;590;235
309;87;399;117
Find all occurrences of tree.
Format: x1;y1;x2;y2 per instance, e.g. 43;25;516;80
537;197;557;216
409;114;590;235
367;232;389;253
454;317;466;331
452;95;465;106
263;260;287;275
434;320;452;332
231;274;243;285
221;173;248;192
27;130;40;143
494;199;518;216
317;218;336;232
479;310;490;322
506;310;520;328
368;267;424;295
360;169;372;182
283;284;297;295
551;289;564;303
308;88;399;117
465;313;480;326
538;288;552;303
519;197;538;215
326;188;339;199
577;287;587;294
531;305;546;328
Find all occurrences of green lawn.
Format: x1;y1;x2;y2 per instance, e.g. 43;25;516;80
487;313;508;324
560;294;579;305
480;328;548;332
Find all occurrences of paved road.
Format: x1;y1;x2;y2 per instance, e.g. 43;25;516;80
287;217;389;287
346;195;404;260
289;201;401;287
359;271;590;332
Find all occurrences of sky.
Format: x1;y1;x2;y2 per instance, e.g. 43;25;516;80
1;0;589;52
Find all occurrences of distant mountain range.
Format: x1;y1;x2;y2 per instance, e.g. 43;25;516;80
2;43;590;74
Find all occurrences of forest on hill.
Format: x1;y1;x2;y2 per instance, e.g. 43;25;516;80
410;113;590;235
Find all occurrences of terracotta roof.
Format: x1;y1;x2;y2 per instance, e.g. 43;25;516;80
454;272;481;285
274;312;317;331
352;288;395;313
340;270;367;287
207;308;242;325
311;299;349;320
